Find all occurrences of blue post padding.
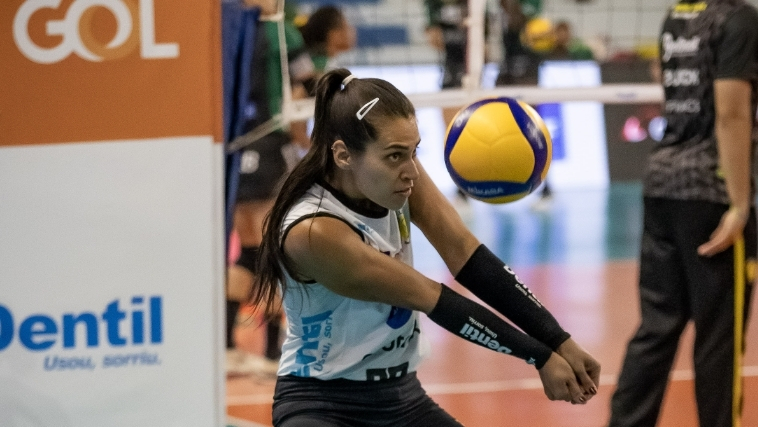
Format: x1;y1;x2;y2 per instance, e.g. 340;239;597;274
221;0;260;253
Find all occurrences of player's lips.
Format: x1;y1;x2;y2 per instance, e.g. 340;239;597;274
396;187;413;197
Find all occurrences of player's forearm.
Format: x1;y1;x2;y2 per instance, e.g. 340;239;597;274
409;162;479;275
428;284;554;368
455;245;570;350
714;83;753;214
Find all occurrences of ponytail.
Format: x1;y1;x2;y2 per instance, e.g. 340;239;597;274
251;69;351;314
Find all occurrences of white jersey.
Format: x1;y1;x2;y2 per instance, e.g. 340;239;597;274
277;182;429;381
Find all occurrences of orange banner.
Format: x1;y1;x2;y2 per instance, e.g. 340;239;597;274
1;0;221;145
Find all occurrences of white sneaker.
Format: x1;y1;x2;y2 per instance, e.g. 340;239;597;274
226;349;279;378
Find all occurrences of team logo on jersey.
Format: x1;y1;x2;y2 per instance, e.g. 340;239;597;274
661;33;700;62
291;310;333;377
386;306;412;329
239;150;260;174
396;210;410;244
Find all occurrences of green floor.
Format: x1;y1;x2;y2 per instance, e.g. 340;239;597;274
413;182;645;280
486;182;643;265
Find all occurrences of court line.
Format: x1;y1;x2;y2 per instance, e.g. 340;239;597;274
226;365;758;405
227;415;269;427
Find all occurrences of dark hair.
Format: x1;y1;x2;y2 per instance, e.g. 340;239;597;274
250;68;416;314
300;6;345;52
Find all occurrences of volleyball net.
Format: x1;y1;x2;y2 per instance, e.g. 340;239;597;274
248;0;679;130
231;0;725;194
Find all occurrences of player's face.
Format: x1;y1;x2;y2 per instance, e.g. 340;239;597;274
328;17;356;55
352;117;420;211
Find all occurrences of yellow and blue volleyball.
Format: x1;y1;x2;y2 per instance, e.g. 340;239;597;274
444;97;552;204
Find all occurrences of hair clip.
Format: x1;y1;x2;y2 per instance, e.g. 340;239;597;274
356;98;379;120
342;75;357;87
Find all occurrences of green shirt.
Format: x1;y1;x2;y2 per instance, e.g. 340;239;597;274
263;20;306;117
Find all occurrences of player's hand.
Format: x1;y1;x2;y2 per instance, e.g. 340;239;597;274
537;353;586;404
697;206;749;257
556;338;600;401
425;26;444;52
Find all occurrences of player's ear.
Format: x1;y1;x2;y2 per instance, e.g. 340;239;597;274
331;140;351;169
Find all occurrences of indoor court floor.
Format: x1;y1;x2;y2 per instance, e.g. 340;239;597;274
225;181;758;427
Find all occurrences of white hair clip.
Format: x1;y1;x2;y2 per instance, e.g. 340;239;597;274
342;75;357;86
356;98;379;120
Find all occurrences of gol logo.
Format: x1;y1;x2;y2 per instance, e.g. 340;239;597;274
13;0;179;64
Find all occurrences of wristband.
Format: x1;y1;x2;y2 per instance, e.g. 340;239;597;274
455;245;570;350
428;285;553;368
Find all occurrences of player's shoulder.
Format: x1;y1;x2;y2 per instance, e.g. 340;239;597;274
725;2;758;29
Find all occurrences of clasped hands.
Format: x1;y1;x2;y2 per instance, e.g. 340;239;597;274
538;338;601;405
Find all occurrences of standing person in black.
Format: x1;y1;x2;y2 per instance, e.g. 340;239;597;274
608;1;758;426
496;0;543;87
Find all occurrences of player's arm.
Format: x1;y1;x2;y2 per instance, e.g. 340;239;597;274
698;79;754;257
283;215;586;402
698;7;758;256
409;161;567;348
409;161;599;395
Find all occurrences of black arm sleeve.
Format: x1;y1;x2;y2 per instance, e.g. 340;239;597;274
454;245;571;351
428;284;554;368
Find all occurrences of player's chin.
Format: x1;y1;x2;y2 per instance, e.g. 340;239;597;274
386;191;411;210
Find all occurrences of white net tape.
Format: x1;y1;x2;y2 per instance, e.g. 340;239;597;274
287;83;664;122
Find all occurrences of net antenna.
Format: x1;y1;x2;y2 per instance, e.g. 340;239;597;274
463;0;486;94
227;0;290;153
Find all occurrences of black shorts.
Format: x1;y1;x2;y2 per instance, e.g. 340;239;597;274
271;372;463;427
235;131;299;202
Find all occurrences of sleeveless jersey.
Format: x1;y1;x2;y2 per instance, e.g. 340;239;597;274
645;0;758;203
277;183;429;381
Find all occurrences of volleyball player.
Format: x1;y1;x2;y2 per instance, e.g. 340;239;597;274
609;1;758;425
250;68;600;426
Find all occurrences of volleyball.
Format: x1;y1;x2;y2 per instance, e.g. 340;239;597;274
444;97;552;204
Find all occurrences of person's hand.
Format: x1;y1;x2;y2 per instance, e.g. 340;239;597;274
537;353;586;404
425;26;444;52
556;338;600;401
697;206;749;257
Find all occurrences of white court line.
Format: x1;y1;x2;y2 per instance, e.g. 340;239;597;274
227;415;269;427
226;365;758;406
226;366;758;406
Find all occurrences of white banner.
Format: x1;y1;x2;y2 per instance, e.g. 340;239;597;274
0;137;224;427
